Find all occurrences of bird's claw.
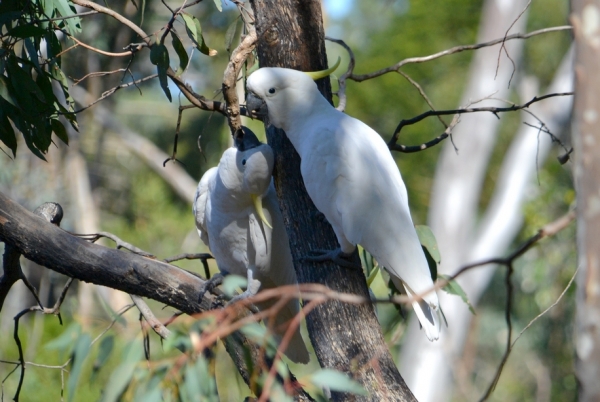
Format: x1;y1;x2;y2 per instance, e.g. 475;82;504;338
198;273;224;303
302;248;362;271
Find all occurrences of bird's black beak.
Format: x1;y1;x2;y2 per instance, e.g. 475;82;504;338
246;92;268;120
234;126;262;151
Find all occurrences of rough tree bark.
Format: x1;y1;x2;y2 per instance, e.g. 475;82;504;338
571;1;600;400
249;1;415;401
0;192;313;401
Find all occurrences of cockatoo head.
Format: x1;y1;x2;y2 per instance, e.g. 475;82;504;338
246;58;340;131
233;127;275;228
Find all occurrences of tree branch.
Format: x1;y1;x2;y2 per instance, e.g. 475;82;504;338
0;191;312;401
388;92;574;152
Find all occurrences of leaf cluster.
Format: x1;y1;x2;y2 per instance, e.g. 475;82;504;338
0;0;78;158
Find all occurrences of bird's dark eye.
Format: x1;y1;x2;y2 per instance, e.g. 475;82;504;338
242;159;247;166
268;88;276;94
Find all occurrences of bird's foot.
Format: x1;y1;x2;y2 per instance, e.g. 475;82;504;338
198;273;224;304
302;248;362;271
225;278;261;314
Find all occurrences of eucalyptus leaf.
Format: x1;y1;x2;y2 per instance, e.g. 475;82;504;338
91;335;114;381
212;0;222;12
439;274;475;314
221;275;247;297
67;333;92;402
0;76;15;106
224;18;240;53
8;24;47;38
415;225;441;263
171;32;189;76
0;105;17;156
181;13;217;56
309;369;368;396
102;341;144;402
150;44;172;101
53;0;81;33
45;323;81;355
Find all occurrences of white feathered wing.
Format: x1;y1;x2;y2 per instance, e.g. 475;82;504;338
193;142;310;362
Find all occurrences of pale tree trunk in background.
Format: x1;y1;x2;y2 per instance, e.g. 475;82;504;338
571;1;600;400
67;144;131;325
70;85;198;204
399;0;574;400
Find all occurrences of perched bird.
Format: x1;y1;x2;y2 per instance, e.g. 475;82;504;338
193;127;310;363
246;65;441;341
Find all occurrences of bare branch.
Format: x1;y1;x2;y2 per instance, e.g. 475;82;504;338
68;35;144;57
72;74;158;114
130;295;172;339
74;231;156;258
69;0;151;44
350;26;572;82
388;92;574;152
222;27;258;138
495;0;532;87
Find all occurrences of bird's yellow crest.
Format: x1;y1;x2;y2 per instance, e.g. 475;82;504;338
304;57;341;80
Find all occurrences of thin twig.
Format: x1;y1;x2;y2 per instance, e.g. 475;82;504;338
70;74;158;114
388;92;574;152
69;0;151;43
130;295;172;339
511;266;578;348
349;26;572;82
495;0;532;88
74;231;155;258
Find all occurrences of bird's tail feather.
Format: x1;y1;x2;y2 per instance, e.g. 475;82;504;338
402;283;441;342
256;298;310;364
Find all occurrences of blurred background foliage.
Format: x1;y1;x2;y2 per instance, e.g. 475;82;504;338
0;0;575;400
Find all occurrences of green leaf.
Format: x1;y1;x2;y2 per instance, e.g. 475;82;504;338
8;24;47;39
7;55;46;109
415;225;441;264
239;322;278;353
416;225;441;281
221;275;247;297
181;13;217;56
46;323;81;354
308;369;368;396
0;105;17;156
91;335;114;381
45;31;62;65
224;17;240;53
213;0;222;12
0;76;15;106
439;274;475;314
366;265;380;287
150;44;172;101
50;119;69;145
53;0;81;34
170;32;189;76
102;341;144;402
183;357;217;402
67;333;92;402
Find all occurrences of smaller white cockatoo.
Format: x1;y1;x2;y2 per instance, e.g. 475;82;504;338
246;64;441;341
193;127;310;363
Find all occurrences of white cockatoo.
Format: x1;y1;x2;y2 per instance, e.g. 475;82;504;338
246;65;441;341
193;127;310;363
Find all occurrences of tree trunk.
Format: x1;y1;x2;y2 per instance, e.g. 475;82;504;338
571;1;600;400
249;1;415;401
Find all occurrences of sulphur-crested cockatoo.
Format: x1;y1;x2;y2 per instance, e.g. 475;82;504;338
246;66;441;341
193;127;310;363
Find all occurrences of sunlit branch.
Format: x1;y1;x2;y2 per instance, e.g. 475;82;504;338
69;0;151;44
350;26;572;82
388;92;574;152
